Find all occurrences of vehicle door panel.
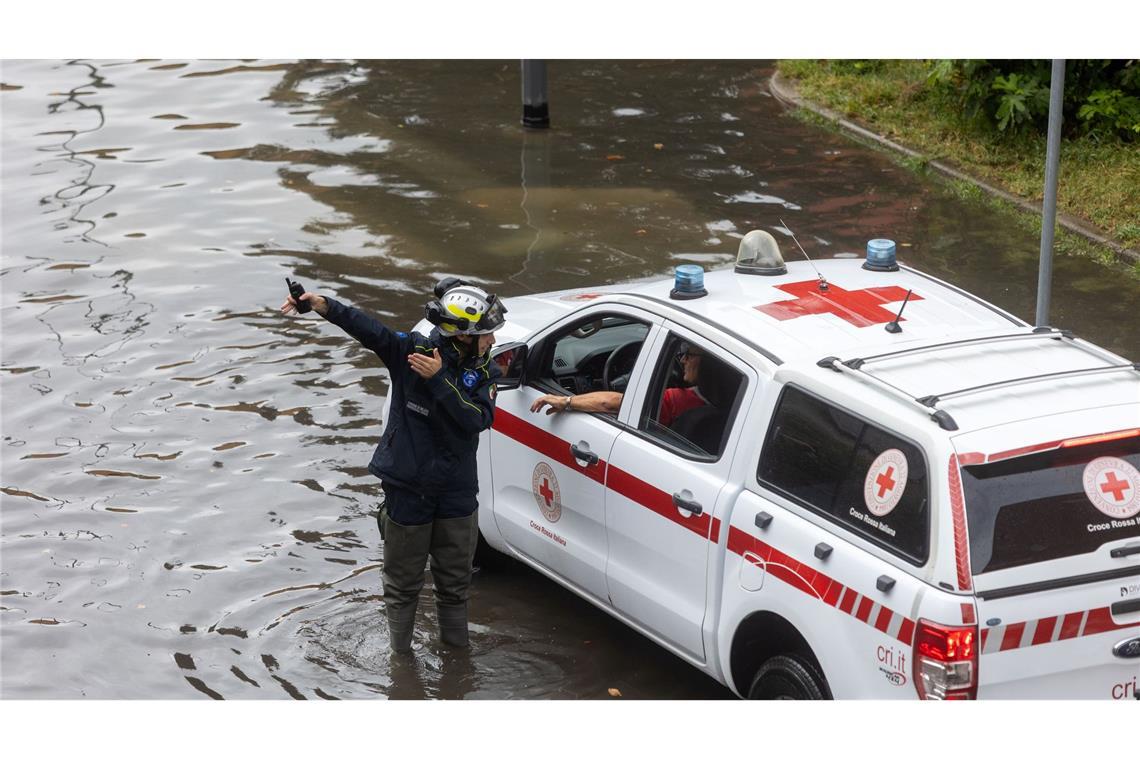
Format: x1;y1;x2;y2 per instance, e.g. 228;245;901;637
490;396;618;601
489;307;662;604
604;325;754;661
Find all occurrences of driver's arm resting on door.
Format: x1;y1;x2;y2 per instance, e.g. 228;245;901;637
530;391;623;416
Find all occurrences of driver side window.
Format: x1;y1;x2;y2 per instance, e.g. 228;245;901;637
534;314;650;399
638;333;744;459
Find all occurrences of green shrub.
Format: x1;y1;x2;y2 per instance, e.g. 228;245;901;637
828;59;887;75
927;60;1140;140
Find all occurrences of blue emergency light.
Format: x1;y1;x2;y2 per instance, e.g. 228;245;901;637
863;238;899;272
670;264;708;300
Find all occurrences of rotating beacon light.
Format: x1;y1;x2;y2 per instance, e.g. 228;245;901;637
670;264;707;300
863;238;899;271
734;229;787;276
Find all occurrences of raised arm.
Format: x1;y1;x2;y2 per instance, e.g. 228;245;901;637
282;291;410;368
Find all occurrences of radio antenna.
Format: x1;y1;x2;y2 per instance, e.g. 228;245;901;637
780;218;828;292
885;289;914;334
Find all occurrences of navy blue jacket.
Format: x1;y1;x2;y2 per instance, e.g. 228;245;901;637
323;297;501;497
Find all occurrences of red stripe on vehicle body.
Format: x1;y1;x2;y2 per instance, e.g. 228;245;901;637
809;571;832;601
492;408;607;484
855;597;874;624
1031;616;1057;645
984;607;1140;654
1083;607;1122;637
960;603;976;625
947;455;973;591
1059;613;1084;640
726;526;915;645
726;525;762;559
1001;622;1026;651
897;618;915;647
494;408;723;540
840;588;858;615
766;559;816;598
605;465;721;542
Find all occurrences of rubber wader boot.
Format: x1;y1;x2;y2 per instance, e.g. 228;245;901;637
382;513;433;654
437;602;469;648
387;605;417;654
429;512;479;648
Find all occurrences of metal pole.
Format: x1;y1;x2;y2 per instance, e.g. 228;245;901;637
1035;59;1066;328
521;60;550;129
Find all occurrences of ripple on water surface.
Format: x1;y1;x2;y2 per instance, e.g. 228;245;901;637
2;58;1136;700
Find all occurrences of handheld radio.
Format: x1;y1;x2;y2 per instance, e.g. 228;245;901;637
286;278;312;313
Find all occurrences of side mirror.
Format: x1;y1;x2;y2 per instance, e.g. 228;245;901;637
492;342;528;391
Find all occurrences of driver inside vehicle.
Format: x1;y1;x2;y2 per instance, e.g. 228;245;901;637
530;343;708;425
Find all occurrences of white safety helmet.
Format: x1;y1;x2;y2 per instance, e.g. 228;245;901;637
425;279;507;335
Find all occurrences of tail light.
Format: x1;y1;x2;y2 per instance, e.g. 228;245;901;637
913;619;978;700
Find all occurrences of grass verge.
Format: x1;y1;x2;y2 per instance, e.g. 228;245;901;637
776;60;1140;259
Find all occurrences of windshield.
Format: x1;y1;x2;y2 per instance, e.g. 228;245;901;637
959;434;1140;574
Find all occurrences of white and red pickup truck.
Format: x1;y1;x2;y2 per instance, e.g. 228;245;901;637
434;231;1140;699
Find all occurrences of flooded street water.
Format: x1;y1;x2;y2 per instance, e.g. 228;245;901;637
2;59;1137;700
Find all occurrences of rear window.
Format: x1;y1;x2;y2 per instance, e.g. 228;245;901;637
960;434;1140;574
758;385;930;563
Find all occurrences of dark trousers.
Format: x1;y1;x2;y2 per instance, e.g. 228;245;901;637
379;485;479;615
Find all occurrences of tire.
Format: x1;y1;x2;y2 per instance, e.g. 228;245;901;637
747;654;828;700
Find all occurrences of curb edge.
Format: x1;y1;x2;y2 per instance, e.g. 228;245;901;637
768;71;1140;266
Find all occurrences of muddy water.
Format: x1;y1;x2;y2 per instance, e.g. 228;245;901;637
1;60;1136;700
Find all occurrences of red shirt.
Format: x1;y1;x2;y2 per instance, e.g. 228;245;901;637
659;386;707;427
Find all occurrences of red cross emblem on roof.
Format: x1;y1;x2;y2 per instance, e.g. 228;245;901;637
755;281;923;328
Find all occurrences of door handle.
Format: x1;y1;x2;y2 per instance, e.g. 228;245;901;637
1112;598;1140;616
570;442;599;466
1110;544;1140;558
672;492;703;516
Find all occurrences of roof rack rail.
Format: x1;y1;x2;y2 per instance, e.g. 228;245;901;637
817;356;960;431
843;327;1074;370
821;338;1139;432
916;363;1140;408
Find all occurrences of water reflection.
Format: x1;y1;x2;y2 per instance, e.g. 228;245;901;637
1;59;1135;700
509;129;553;290
44;60;113;248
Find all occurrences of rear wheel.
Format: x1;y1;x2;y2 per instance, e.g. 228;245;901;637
747;654;828;700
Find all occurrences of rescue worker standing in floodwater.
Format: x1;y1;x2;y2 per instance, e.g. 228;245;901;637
280;278;504;653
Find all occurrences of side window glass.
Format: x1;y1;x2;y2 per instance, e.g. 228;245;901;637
758;385;930;563
638;334;744;458
833;426;929;562
535;314;649;397
757;385;861;507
